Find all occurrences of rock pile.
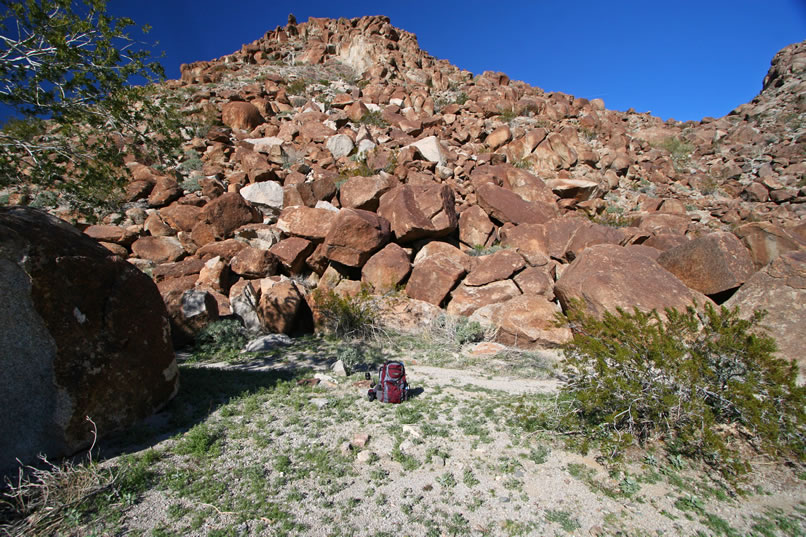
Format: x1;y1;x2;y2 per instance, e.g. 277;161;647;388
75;17;804;373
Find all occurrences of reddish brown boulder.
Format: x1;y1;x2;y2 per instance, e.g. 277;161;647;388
499;224;550;266
339;175;394;211
447;280;522;317
734;222;802;269
471;164;556;205
152;258;204;282
513;267;555;300
83;225;137;246
0;207;178;475
378;184;457;243
635;213;690;235
361;243;411;293
565;223;627;261
259;279;305;334
159;203;204;233
475;182;556;225
643;233;689;252
543;217;589;260
200;192;262;240
148;176;182;207
470;295;571;348
131;236;185;264
276;206;337;240
230;247;277;278
196;238;247;262
222;101;264;131
322;209;391;267
196;256;230;294
270;237;315;274
144;212;174;237
486;125;512;150
725;251;806;379
406;243;469;306
555;243;704;318
657;232;755;297
459;206;497;249
463;249;526;286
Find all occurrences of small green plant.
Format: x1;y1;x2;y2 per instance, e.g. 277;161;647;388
173;423;222;458
468;243;504;257
286;78;307;96
431;314;487;346
545;509;580;532
658;136;694;171
558;302;806;477
312;287;380;338
497;106;517;123
357;110;387;127
179;176;201;193
454;92;468;105
177;150;204;173
188;319;248;362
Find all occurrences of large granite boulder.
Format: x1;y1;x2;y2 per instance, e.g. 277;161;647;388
470;295;571;348
555;243;705;318
657;231;755;298
0;207;179;476
378;184;457;243
725;251;806;381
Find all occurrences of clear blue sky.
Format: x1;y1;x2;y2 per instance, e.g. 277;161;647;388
83;1;806;121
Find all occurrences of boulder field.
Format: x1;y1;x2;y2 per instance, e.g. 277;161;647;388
63;16;803;376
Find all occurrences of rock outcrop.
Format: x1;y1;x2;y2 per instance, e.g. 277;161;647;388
0;207;179;476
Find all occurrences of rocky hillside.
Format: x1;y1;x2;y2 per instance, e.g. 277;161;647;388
74;16;805;372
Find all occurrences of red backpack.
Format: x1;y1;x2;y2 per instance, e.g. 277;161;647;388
368;361;409;404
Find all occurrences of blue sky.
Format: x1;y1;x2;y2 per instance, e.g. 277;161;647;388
62;1;806;121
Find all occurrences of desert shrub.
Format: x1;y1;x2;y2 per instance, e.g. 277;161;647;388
431;313;488;346
312;287;380;339
357;109;387;127
658;136;694;171
468;243;504;257
286;79;307;96
188;319;249;362
558;302;805;476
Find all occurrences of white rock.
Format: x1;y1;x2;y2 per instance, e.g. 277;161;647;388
240;181;284;210
402;425;422;439
244;334;292;352
315;201;339;212
356;450;374;463
326;134;355;159
405;136;447;166
357;139;377;155
310;397;329;409
244;136;284;153
331;359;348;377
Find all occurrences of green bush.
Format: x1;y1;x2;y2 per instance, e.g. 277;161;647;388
312;287;379;338
189;319;249;362
432;313;487;346
559;302;805;476
357;110;387;127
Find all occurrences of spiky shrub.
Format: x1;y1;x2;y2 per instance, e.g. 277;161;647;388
311;287;379;339
188;319;248;362
559;302;805;476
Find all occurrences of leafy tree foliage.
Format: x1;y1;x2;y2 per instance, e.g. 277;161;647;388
559;302;805;476
0;0;182;217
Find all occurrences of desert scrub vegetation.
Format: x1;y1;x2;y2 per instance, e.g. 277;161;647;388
657;136;695;172
556;302;806;477
311;287;381;339
187;319;250;362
